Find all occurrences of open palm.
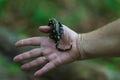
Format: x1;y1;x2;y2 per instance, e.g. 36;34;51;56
13;25;79;77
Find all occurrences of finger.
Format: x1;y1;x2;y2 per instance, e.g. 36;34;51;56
13;48;43;62
21;57;48;70
15;37;41;47
39;26;51;33
34;59;59;77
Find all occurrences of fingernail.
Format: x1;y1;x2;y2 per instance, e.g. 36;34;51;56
34;72;40;77
13;56;22;62
15;40;24;46
21;65;29;71
34;74;38;77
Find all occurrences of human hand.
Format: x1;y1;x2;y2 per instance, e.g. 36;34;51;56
13;25;79;77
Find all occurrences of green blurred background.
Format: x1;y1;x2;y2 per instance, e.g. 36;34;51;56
0;0;120;80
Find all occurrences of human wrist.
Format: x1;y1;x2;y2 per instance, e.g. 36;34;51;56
78;32;106;60
77;34;87;60
77;32;101;60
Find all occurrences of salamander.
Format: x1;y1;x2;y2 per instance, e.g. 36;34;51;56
48;18;72;51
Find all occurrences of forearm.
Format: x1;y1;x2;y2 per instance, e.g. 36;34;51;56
78;19;120;59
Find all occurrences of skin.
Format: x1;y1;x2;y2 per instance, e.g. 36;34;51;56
81;19;120;58
13;25;80;77
13;18;120;77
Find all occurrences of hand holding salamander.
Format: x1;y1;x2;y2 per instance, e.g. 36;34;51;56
13;18;79;77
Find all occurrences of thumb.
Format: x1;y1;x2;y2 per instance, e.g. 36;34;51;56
39;26;51;33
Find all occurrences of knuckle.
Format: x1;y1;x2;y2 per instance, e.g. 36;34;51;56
42;57;47;63
43;66;50;73
25;52;31;58
32;61;37;67
29;50;32;54
48;54;57;60
20;54;25;60
29;50;34;56
29;38;34;45
36;58;41;64
42;49;50;56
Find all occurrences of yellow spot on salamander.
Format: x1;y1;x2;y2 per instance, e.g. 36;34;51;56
53;30;55;32
58;36;60;39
